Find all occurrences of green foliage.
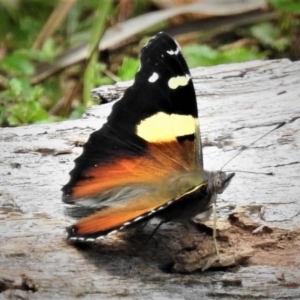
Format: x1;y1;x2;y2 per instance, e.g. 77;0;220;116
0;45;54;76
83;0;113;108
0;78;49;125
0;0;114;126
118;57;140;81
249;22;290;51
92;63;114;86
0;40;58;126
182;44;266;68
1;53;35;76
0;1;59;49
69;106;86;120
269;0;300;14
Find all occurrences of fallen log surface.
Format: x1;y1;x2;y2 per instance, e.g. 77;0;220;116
1;59;300;299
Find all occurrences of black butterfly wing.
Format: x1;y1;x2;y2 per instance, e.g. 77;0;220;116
62;32;206;239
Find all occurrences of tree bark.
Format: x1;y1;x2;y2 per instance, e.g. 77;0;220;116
1;59;300;299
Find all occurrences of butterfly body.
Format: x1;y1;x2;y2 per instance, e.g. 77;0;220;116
62;32;234;240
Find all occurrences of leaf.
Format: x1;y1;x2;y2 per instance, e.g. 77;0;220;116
8;101;49;125
0;105;6;126
182;45;219;67
15;48;54;63
182;44;266;67
0;54;35;75
118;57;139;81
269;0;300;14
250;22;290;51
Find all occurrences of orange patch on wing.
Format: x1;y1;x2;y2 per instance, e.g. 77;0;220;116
73;157;145;198
74;194;166;235
72;140;197;199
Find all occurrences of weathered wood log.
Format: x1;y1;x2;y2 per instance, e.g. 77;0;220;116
1;59;300;299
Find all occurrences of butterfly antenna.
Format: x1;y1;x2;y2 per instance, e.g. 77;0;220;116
221;121;286;171
223;170;274;176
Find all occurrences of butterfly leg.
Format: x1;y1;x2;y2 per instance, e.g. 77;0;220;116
212;203;220;259
144;220;165;245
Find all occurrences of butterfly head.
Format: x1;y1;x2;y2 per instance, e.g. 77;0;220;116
205;171;235;195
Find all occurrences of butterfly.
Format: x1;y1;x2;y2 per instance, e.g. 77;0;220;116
62;32;235;241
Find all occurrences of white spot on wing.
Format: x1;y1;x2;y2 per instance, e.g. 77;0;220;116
86;238;95;242
157;206;165;211
168;74;190;89
167;47;180;55
107;230;117;236
148;72;159;83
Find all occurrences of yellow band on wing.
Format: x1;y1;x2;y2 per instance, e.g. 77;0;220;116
137;112;196;142
168;74;190;89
